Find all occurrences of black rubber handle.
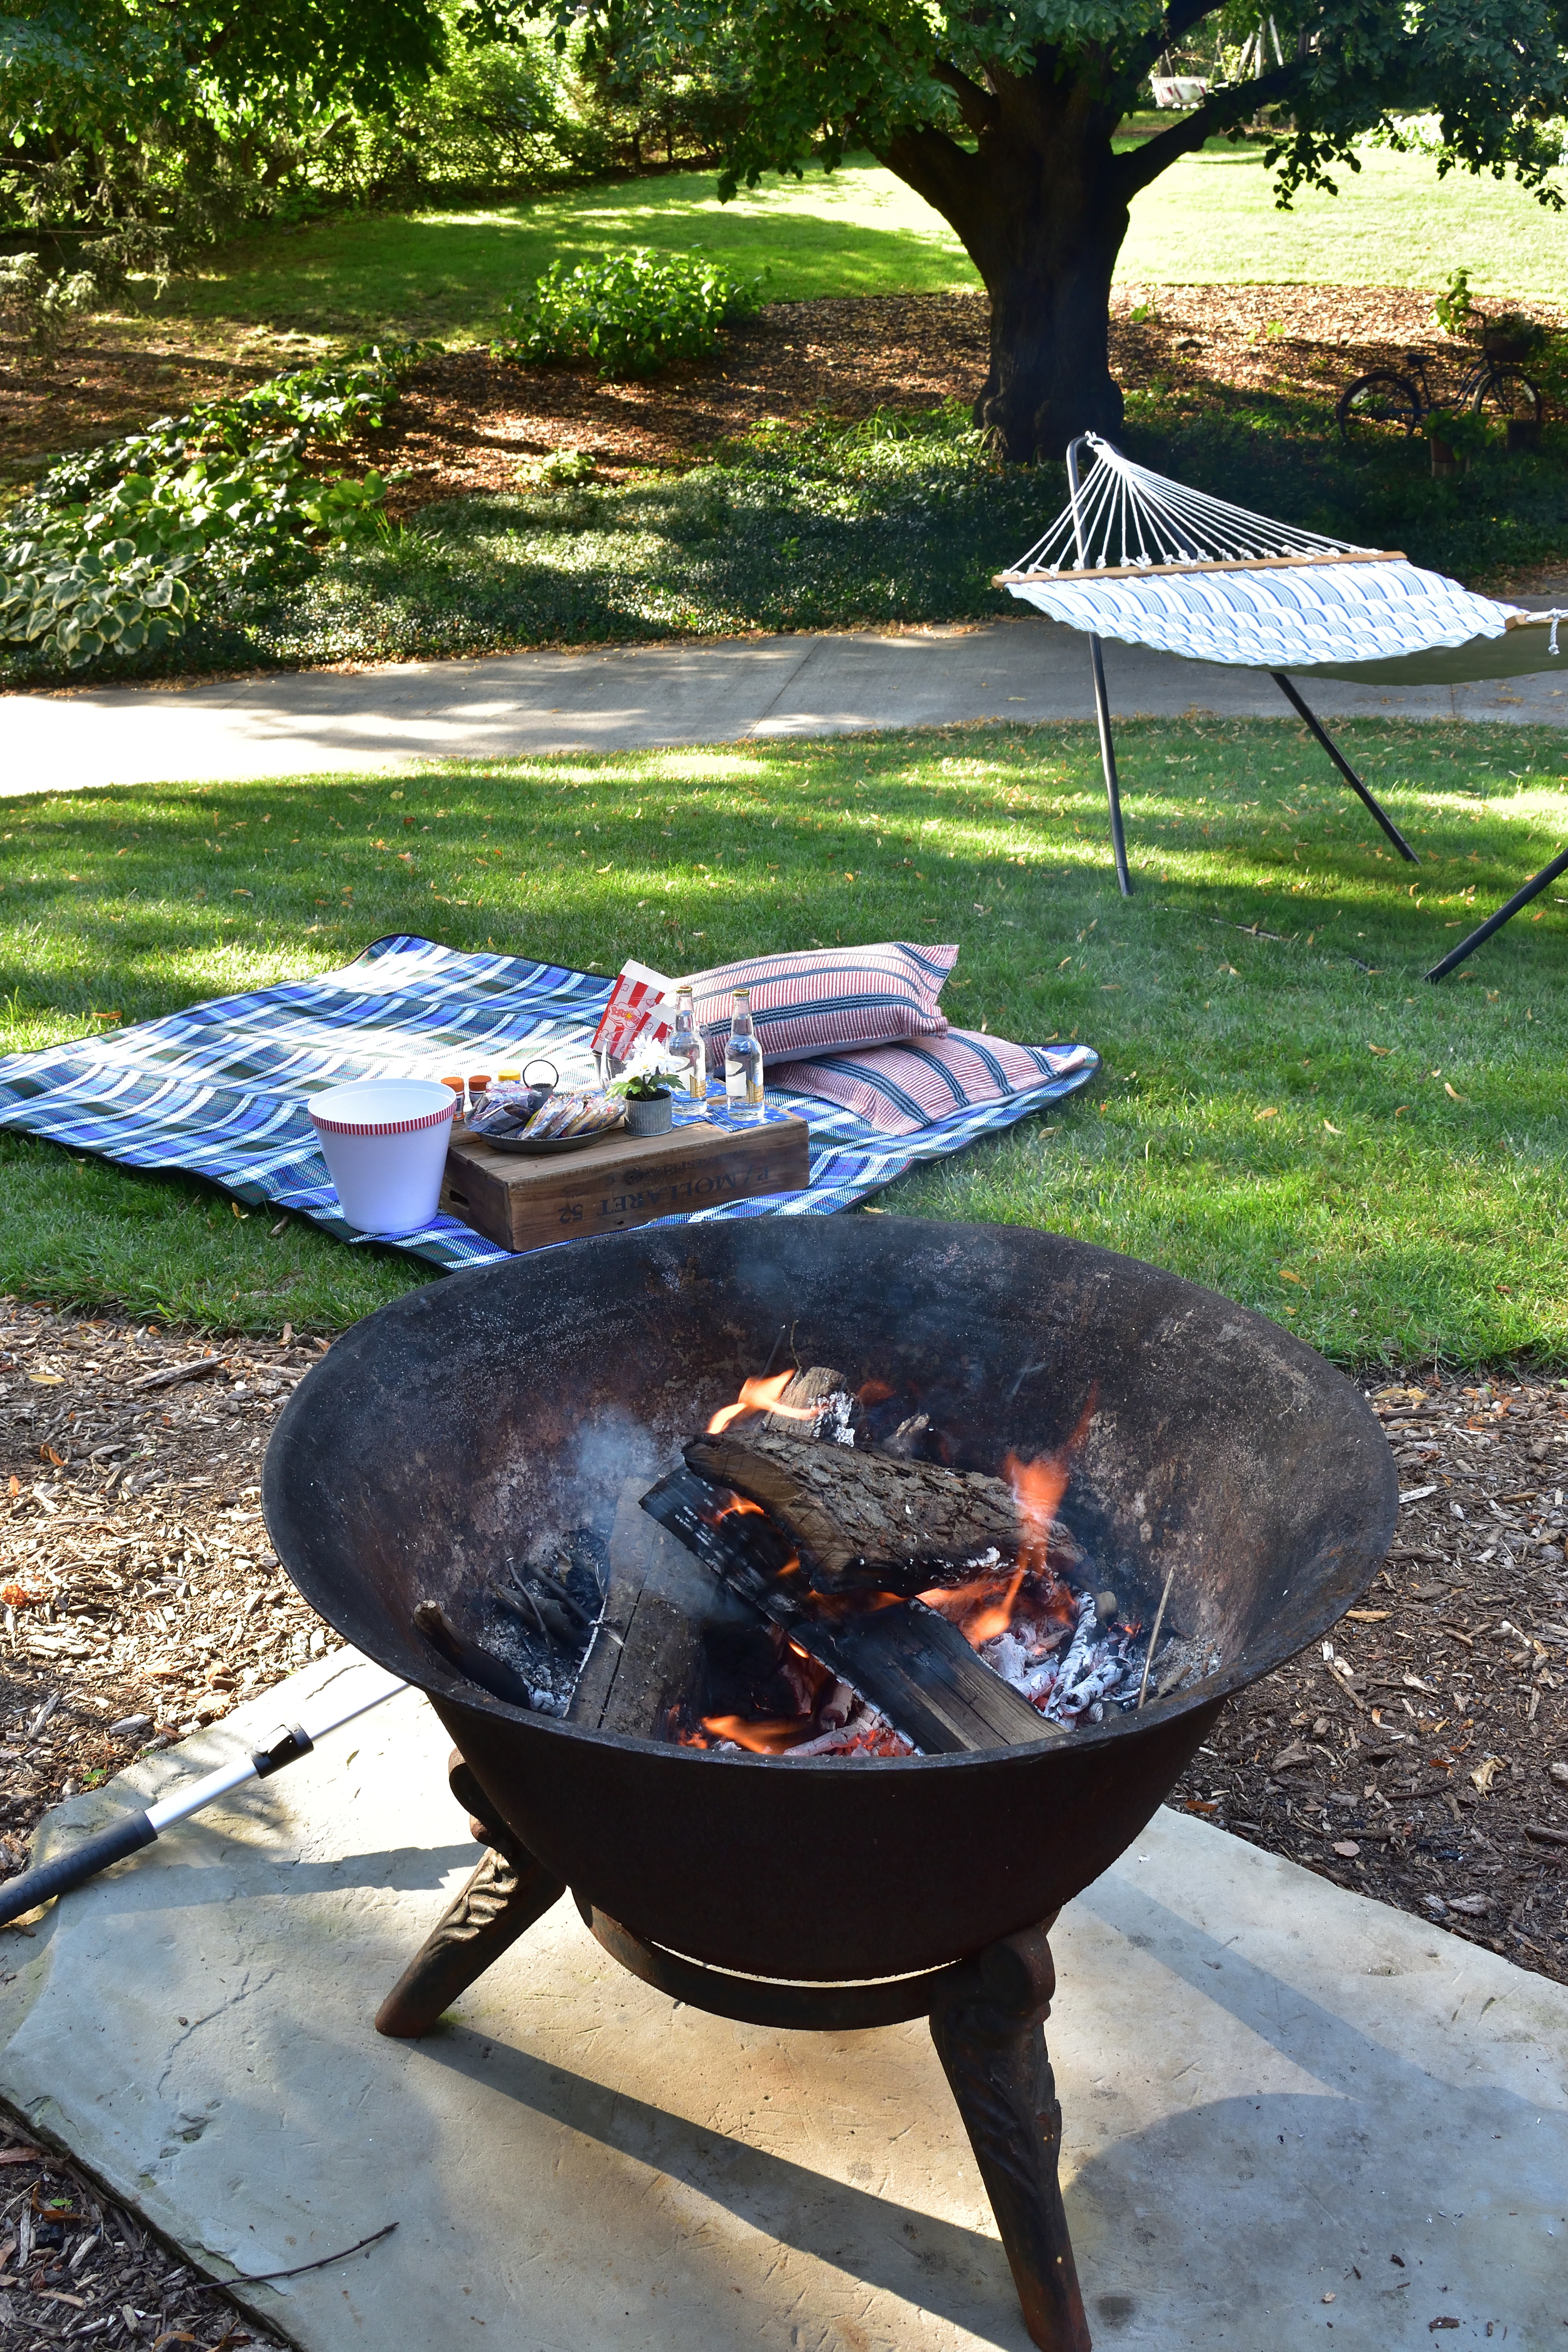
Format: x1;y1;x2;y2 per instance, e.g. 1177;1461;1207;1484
0;1811;157;1929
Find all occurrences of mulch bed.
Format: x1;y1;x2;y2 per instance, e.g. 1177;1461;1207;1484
371;284;1567;520
9;283;1562;506
2;1299;1565;2329
1170;1372;1568;1979
0;2121;290;2352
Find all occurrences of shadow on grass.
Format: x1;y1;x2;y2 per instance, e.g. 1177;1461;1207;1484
0;717;1563;1352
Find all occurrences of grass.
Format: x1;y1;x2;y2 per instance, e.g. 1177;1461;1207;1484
126;141;1568;350
1119;140;1568;305
1;719;1565;1362
138;163;977;346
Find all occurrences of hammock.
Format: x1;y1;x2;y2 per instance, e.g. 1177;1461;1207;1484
997;436;1568;977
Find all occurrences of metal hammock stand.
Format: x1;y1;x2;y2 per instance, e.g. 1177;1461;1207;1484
998;435;1567;979
998;434;1419;895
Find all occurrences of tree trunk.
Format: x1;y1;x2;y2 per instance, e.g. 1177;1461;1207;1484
880;73;1131;462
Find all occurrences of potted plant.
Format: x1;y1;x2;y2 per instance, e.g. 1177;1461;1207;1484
1426;405;1490;478
619;1069;674;1136
1483;311;1541;363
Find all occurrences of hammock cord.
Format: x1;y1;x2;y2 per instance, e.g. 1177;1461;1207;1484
1015;433;1373;575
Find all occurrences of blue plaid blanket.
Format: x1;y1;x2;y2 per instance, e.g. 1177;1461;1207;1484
0;936;1098;1271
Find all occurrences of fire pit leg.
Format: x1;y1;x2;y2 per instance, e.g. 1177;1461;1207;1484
929;1921;1092;2352
374;1752;566;2040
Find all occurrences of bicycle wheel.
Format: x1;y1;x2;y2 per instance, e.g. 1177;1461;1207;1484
1336;371;1422;446
1474;364;1544;425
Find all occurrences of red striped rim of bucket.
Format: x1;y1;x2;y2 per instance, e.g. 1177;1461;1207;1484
310;1098;457;1138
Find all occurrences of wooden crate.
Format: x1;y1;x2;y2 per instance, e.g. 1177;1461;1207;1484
439;1112;811;1255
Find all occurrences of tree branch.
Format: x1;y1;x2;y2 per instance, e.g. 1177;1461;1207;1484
877;121;991;267
931;56;999;136
1112;59;1306;201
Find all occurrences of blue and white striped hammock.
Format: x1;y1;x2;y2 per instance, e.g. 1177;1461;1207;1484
998;436;1564;684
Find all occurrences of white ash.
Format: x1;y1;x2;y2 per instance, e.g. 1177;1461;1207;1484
806;1390;859;1446
976;1590;1150;1725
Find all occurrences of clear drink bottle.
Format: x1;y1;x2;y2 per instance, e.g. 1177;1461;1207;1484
724;988;765;1124
668;985;706;1103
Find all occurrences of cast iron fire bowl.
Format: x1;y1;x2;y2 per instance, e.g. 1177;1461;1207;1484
262;1218;1395;1982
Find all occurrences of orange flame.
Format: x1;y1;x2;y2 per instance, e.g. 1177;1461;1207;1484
919;1568;1025;1644
707;1370;822;1434
700;1713;819;1755
711;1492;766;1520
1004;1450;1072;1575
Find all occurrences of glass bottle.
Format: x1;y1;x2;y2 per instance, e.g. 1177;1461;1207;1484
668;985;706;1103
724;987;765;1123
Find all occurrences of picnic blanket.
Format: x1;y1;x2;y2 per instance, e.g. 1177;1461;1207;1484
0;936;1098;1271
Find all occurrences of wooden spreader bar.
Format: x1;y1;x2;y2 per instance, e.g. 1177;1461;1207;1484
994;547;1403;587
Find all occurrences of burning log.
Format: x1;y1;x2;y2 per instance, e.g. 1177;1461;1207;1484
682;1427;1022;1594
570;1483;754;1739
641;1468;1064;1753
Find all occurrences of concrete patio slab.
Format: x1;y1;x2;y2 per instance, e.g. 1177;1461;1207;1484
9;613;1568;795
2;1650;1564;2351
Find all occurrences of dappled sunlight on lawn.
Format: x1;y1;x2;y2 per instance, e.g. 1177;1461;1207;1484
0;716;1563;1351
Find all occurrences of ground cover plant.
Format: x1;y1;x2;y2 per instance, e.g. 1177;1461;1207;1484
0;348;408;675
0;717;1563;1360
12;363;1568;685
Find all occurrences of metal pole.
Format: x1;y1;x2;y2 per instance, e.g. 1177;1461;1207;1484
1426;841;1568;980
0;1664;407;1929
1270;671;1419;863
1066;436;1132;896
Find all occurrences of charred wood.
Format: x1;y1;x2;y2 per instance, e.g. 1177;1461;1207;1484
683;1424;1019;1592
412;1600;539;1711
641;1468;1063;1754
570;1482;755;1739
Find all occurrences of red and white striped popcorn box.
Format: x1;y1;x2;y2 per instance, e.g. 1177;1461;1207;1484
590;959;675;1068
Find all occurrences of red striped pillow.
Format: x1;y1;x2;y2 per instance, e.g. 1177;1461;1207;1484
770;1031;1096;1135
683;942;956;1074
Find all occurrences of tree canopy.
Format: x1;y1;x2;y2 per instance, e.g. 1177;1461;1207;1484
552;0;1568;455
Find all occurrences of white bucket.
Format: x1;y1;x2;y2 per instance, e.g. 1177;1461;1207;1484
308;1078;457;1236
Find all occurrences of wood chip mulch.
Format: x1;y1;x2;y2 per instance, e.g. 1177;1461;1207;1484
1171;1371;1568;1983
13;281;1561;509
2;1301;1564;2329
0;2123;289;2352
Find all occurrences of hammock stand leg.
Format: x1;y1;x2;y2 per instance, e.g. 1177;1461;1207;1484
1269;672;1418;864
1088;634;1133;897
1063;438;1132;897
1426;842;1568;982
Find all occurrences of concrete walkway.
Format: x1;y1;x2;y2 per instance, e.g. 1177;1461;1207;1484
9;615;1568;793
4;1651;1564;2350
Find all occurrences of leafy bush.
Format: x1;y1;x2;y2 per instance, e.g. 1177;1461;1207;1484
495;247;762;379
0;252;101;361
1433;266;1476;336
0;350;410;676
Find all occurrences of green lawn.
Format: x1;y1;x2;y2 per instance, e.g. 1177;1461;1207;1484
134;140;1567;347
142;163;977;345
1119;140;1568;305
1;719;1564;1364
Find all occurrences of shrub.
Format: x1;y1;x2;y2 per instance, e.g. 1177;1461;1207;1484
494;247;762;379
0;254;101;363
0;349;412;675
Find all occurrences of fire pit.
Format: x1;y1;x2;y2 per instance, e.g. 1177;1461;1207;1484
263;1217;1395;2351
